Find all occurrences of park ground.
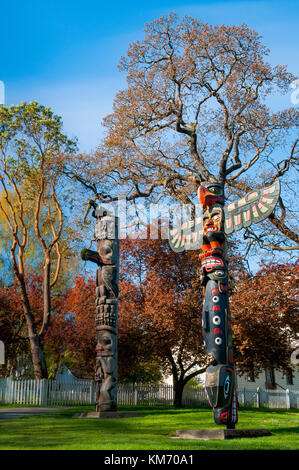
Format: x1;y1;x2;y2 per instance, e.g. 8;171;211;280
0;405;298;450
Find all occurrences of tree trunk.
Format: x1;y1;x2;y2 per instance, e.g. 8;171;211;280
15;273;48;379
173;379;185;408
40;258;51;339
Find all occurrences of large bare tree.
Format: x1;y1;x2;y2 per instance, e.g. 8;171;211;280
67;14;298;253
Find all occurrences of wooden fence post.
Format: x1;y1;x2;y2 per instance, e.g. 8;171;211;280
89;380;94;405
10;378;15;404
40;379;48;406
257;387;260;408
286;389;290;409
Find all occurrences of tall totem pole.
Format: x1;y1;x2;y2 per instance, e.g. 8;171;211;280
81;203;119;412
169;179;280;428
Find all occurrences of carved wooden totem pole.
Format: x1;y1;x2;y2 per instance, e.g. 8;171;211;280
82;203;119;412
169;179;280;428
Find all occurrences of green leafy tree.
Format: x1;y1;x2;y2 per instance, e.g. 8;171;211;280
0;101;77;378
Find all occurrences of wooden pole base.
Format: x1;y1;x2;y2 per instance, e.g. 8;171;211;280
76;411;142;419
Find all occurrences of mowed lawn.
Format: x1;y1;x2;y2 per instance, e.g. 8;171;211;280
0;405;298;450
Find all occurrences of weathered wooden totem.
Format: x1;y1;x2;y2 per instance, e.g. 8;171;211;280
81;203;119;412
169;180;280;428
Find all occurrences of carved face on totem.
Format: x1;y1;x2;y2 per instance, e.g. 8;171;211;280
97;330;117;377
198;183;224;209
95;216;119;265
98;239;115;261
97;330;116;357
203;205;224;236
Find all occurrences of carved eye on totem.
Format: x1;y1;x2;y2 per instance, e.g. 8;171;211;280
98;332;115;352
208;186;222;195
98;239;116;263
215;270;225;277
213;316;221;325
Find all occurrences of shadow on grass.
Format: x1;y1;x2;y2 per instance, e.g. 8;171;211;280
272;426;299;434
239;406;299;414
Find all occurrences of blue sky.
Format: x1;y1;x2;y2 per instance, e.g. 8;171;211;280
1;0;298;152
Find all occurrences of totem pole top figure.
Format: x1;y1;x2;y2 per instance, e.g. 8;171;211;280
169;179;280;252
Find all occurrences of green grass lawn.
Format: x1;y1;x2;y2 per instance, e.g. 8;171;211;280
0;405;298;450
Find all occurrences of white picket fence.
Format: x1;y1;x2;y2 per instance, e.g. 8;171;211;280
0;378;95;406
118;383;208;407
238;386;299;409
0;377;298;408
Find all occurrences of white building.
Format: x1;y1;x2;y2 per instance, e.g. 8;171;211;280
164;367;299;391
237;368;299;391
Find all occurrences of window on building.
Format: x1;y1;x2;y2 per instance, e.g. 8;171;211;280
285;368;294;386
265;369;276;389
247;369;255;382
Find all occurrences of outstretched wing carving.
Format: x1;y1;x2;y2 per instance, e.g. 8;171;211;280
168;180;280;252
169;217;203;253
224;179;280;235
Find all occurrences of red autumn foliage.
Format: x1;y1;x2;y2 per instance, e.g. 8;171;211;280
2;243;297;397
0;271;45;376
45;275;96;378
230;260;299;377
118;236;206;406
0;285;27;375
